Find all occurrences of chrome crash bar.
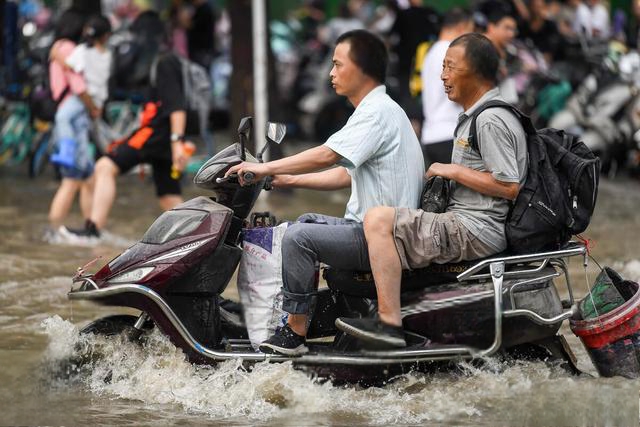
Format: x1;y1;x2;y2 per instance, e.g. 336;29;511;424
69;243;587;365
70;280;482;365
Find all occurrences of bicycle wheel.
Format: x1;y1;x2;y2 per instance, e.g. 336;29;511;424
0;114;20;162
28;130;53;178
12;126;33;165
0;102;31;165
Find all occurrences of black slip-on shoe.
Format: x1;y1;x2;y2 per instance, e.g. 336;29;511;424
335;317;407;348
259;324;309;356
68;220;101;238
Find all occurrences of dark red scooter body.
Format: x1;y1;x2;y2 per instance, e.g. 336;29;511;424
69;127;584;384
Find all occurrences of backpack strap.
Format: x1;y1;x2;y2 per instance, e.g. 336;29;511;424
54;85;70;104
149;55;159;88
468;99;536;153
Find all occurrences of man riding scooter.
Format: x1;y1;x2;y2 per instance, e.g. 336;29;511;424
226;29;425;355
336;33;528;347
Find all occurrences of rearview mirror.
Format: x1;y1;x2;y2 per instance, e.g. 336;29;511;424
266;122;286;145
237;116;253;161
257;122;287;162
237;116;253;137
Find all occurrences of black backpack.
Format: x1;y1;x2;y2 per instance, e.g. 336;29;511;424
29;49;70;123
29;81;69;123
469;100;600;254
150;54;211;140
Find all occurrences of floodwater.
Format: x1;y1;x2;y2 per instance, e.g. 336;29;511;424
1;145;639;426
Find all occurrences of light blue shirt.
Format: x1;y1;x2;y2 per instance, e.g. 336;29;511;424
324;85;425;222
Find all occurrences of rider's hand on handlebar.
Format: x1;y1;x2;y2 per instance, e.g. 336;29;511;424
225;162;270;186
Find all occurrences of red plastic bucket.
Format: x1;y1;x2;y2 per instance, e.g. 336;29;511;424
570;281;640;378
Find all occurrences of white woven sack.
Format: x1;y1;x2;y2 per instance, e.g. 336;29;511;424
237;222;289;350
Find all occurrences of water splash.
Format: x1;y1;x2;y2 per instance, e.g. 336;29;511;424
39;315;638;425
38;260;640;425
43;227;135;249
621;260;640;282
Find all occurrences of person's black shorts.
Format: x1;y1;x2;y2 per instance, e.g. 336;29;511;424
107;142;181;197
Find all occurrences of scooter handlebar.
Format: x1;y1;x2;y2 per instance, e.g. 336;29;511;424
264;176;274;191
242;171;255;184
215;174;236;184
215;171;272;189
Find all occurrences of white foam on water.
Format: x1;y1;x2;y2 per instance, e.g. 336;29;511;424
621;260;640;282
26;258;640;426
38;258;640;426
39;314;640;425
40;316;483;423
41;315;81;361
42;227;136;249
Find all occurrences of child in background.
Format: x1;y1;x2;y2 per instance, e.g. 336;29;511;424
66;15;113;121
47;14;112;245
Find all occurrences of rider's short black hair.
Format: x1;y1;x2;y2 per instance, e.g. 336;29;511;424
335;29;388;84
449;33;499;85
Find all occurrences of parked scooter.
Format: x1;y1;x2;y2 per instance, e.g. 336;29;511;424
549;48;640;177
69;117;590;384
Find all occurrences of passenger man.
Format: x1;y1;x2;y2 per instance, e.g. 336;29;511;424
226;30;425;355
336;33;528;347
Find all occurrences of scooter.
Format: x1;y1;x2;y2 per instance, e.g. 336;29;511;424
549;49;640;177
69;117;588;383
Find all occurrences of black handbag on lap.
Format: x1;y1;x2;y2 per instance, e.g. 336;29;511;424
420;176;450;213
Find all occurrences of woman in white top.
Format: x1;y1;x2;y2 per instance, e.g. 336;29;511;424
47;14;113;245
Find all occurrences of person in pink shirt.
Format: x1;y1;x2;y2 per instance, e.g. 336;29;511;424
46;8;101;245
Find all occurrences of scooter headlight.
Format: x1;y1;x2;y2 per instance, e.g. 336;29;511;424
109;267;155;284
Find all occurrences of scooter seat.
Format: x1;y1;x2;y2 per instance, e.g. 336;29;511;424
324;254;506;298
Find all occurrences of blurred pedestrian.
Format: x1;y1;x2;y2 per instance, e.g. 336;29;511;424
46;9;101;244
483;7;519;102
66;15;113;119
168;0;192;58
388;0;440;134
420;7;473;167
626;0;640;49
67;51;196;240
187;0;215;70
484;7;518;65
517;0;564;62
585;0;610;40
567;0;595;39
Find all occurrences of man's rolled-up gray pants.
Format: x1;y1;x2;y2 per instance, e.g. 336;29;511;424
281;213;371;314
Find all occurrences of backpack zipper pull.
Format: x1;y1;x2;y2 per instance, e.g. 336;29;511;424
573;195;578;209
